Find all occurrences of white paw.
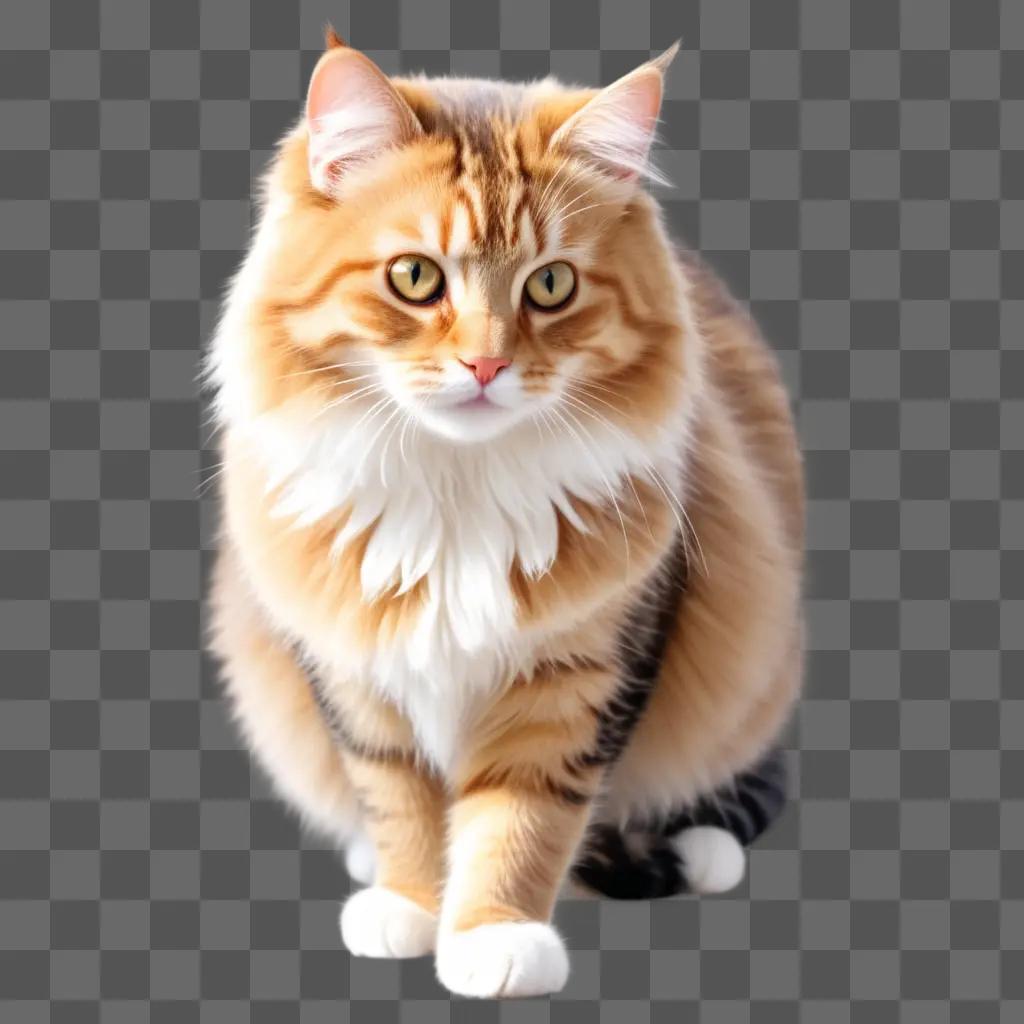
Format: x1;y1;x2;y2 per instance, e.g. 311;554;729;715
340;886;437;958
436;921;569;998
343;832;377;885
673;825;746;894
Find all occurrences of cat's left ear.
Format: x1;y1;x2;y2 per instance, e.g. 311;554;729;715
305;43;422;194
549;41;680;185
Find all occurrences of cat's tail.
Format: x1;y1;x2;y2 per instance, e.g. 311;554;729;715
571;747;787;899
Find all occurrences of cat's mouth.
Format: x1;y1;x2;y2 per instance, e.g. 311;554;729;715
455;392;496;409
409;387;533;443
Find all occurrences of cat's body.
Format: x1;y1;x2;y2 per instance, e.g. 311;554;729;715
208;35;804;998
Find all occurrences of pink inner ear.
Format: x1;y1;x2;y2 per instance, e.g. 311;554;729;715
307;50;374;125
612;73;663;181
622;70;663;133
305;49;416;193
553;66;666;184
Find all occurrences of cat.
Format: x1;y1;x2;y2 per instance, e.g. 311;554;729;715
207;30;804;999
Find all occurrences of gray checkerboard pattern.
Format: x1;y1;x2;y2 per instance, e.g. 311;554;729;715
0;0;1020;1019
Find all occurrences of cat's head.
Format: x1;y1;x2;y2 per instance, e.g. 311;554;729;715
226;33;691;446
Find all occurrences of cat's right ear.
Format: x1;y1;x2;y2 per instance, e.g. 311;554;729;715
305;46;422;195
548;42;680;185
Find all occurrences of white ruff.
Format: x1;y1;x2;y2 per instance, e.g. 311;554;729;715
242;395;685;771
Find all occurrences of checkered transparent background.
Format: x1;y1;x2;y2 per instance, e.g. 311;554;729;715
1;0;1021;1020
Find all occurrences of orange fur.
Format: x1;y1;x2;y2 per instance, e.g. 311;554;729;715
208;41;804;996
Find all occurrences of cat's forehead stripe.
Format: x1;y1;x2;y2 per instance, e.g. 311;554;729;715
515;194;536;255
442;119;535;253
371;197;480;264
367;99;584;267
447;203;472;257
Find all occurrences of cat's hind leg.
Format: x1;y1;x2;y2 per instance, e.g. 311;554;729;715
662;744;787;892
572;747;787;899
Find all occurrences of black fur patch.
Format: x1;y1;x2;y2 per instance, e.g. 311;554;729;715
571;748;789;900
572;824;683;899
566;529;689;776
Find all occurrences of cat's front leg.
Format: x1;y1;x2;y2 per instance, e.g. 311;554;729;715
435;660;614;998
333;691;448;959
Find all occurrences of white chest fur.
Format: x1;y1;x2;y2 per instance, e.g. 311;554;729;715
236;398;683;771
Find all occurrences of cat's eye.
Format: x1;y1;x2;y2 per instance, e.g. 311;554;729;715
524;261;576;311
388;255;445;304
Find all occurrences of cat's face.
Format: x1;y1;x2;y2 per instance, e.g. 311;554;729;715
246;40;686;446
339;184;601;444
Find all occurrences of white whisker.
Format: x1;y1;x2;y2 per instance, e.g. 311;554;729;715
564;380;629;417
283;360;379;380
534;154;574;220
567;376;633;402
546;182;599;223
197;464;227;497
550;402;631;570
557;387;707;577
555;200;616;226
559;393;654;541
314;382;386;419
376;404;407;487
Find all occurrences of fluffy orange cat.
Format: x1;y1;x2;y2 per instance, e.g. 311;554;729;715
208;32;804;998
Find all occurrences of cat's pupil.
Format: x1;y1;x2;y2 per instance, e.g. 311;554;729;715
544;268;554;293
411;261;421;285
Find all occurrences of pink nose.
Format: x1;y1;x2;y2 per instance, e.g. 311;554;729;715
459;355;511;386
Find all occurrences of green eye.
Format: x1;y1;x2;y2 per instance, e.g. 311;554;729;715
388;255;444;304
524;261;576;310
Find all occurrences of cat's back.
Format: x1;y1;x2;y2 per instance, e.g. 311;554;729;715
681;250;805;555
